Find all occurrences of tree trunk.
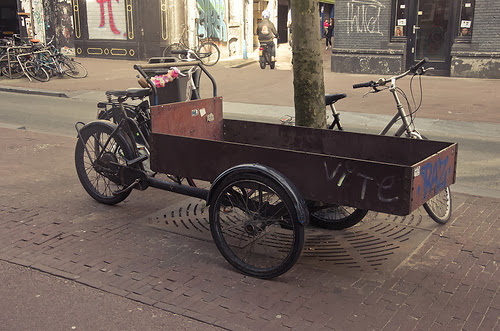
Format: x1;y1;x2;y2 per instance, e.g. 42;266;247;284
290;0;326;128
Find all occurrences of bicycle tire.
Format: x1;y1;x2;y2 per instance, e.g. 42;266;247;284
0;54;24;79
197;41;220;66
75;122;136;205
163;43;188;60
24;61;50;82
62;60;88;78
259;57;266;69
209;172;304;278
309;202;368;230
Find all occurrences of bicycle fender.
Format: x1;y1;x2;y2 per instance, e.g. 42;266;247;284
76;120;135;150
206;163;309;225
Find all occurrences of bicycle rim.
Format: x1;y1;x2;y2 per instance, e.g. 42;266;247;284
75;124;135;204
209;173;304;279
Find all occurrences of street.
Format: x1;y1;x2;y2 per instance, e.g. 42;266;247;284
0;54;499;330
0;56;499;197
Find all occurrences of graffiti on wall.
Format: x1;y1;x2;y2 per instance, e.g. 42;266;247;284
56;0;75;55
20;0;46;41
86;0;127;39
197;0;227;42
340;0;385;35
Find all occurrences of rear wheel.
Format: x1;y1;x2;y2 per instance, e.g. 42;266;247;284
309;202;368;230
75;123;136;205
197;41;220;66
209;172;304;278
259;58;266;69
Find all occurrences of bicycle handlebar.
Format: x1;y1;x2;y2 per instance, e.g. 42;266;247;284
353;57;429;89
353;81;375;89
409;57;428;74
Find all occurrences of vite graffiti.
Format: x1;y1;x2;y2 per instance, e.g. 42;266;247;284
419;156;450;199
197;0;227;42
97;0;122;35
324;161;399;203
342;0;385;35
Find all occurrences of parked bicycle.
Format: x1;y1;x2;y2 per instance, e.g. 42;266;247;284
162;25;220;66
0;36;87;81
281;58;452;229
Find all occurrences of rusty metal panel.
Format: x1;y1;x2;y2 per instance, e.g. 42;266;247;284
223;119;452;166
410;143;458;211
150;132;413;215
149;115;457;216
151;97;223;141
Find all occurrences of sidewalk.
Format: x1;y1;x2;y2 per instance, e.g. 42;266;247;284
1;46;499;125
0;126;498;330
0;51;499;330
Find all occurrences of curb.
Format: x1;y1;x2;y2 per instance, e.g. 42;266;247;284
0;85;69;98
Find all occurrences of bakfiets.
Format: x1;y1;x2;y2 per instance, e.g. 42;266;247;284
74;55;456;279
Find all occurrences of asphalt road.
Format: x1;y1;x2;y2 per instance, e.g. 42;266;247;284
0;89;498;199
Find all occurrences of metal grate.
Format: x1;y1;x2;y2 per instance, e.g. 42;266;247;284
145;198;435;274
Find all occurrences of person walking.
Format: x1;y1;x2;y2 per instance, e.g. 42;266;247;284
323;19;330;49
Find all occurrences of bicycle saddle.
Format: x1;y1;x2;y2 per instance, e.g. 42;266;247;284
325;93;347;106
105;88;151;99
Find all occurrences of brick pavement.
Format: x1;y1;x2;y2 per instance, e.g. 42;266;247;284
0;127;499;330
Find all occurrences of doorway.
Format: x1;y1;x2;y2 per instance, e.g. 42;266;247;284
0;0;20;38
406;0;453;75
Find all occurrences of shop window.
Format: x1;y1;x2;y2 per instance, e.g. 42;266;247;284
392;0;407;38
458;0;474;39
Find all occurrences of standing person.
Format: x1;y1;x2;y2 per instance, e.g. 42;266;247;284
326;18;334;49
257;10;279;62
323;19;330;49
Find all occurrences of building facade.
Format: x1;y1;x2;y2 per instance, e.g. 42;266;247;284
0;0;289;60
331;0;500;78
1;0;498;78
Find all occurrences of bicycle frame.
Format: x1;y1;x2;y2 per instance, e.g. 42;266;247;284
377;73;421;139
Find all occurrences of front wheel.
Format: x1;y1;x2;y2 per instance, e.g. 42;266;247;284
308;202;368;230
75;123;136;205
209;172;304;279
423;187;452;224
62;60;88;78
24;61;50;82
197;41;220;66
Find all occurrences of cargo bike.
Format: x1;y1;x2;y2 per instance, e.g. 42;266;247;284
74;59;457;279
